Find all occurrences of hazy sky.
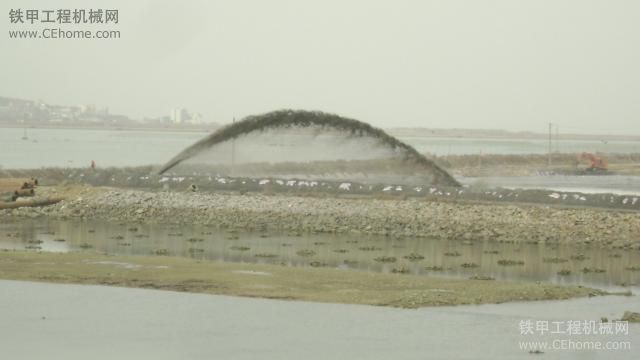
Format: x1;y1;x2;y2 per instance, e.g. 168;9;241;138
2;0;639;134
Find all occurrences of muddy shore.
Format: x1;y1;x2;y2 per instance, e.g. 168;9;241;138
2;184;640;250
0;251;608;308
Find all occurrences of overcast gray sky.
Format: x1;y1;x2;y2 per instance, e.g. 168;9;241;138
2;0;639;134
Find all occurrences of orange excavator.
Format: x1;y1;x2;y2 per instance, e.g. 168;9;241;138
577;152;608;172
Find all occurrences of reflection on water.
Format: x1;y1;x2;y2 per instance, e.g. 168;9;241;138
1;218;639;290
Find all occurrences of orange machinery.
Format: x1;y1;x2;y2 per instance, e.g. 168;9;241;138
577;152;608;171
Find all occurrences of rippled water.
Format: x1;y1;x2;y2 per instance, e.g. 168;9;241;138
2;218;639;292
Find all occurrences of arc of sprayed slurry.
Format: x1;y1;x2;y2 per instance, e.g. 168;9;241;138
158;110;461;187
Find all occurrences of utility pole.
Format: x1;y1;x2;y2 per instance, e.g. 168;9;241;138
231;117;236;168
555;124;560;153
548;122;552;167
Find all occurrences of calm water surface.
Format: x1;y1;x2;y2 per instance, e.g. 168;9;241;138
0;280;637;360
2;127;639;169
2;218;638;292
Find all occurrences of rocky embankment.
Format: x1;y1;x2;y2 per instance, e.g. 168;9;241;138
2;167;639;211
3;185;639;250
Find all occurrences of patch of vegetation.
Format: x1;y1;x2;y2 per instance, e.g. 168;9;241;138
570;254;589;261
153;249;169;256
391;266;411;274
254;253;278;258
79;243;93;249
444;251;462;257
358;246;382;251
424;265;444;271
497;259;524;266
230;245;250;251
460;263;479;268
557;269;572;276
296;249;316;257
403;253;425;261
309;261;328;267
469;275;495;281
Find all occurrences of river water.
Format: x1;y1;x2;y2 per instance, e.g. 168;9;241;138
0;279;637;359
460;175;640;196
2;127;639;169
2;218;639;293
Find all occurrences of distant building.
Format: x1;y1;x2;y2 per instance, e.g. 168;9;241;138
170;108;189;124
189;112;203;125
170;108;203;124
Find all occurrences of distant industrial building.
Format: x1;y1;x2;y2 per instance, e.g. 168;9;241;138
170;107;203;125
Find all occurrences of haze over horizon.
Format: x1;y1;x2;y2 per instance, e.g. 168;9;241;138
2;0;639;135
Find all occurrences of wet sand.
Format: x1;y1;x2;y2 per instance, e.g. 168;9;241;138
0;251;609;308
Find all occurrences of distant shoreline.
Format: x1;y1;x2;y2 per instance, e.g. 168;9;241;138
2;122;640;141
0;123;213;133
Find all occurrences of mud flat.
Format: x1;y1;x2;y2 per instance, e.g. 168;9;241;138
2;184;640;250
0;251;608;308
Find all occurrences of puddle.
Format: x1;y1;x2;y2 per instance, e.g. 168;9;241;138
1;218;639;292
